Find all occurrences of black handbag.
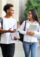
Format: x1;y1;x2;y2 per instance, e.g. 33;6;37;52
19;21;26;42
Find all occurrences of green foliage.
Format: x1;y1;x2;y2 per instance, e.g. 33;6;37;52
24;0;40;20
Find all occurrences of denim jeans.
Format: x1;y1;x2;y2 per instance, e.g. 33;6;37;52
23;41;38;57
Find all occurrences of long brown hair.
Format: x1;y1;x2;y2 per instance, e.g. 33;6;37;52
29;9;39;22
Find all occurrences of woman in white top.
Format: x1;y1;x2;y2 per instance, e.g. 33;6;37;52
19;9;40;57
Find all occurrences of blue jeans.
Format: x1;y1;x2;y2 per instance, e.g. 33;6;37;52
23;41;38;57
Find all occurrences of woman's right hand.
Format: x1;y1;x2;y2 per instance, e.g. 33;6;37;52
27;30;34;36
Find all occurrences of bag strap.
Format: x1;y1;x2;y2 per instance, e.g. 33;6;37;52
0;17;3;29
0;17;3;41
24;20;26;31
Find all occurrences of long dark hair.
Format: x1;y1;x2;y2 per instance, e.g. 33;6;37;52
29;9;39;22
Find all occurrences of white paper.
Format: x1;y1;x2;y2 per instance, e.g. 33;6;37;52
28;24;37;31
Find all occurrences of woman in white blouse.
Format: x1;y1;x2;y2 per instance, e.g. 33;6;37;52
19;9;40;57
